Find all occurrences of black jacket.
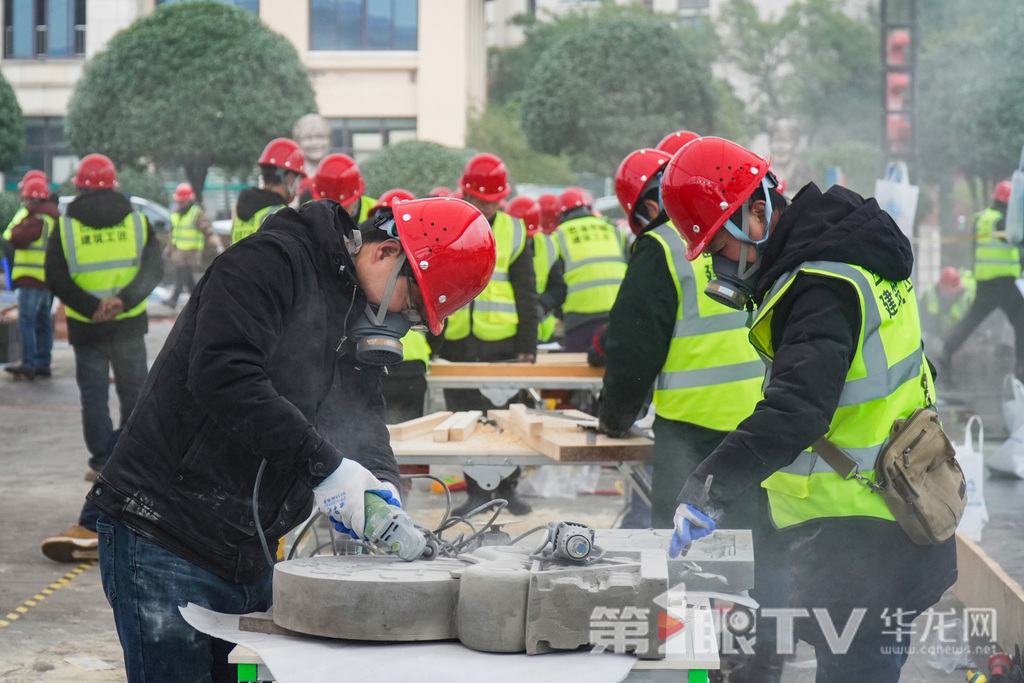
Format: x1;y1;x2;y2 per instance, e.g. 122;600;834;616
235;187;287;222
45;190;164;345
89;200;400;583
680;183;916;511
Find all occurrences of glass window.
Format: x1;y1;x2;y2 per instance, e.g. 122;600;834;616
155;0;259;11
3;0;84;58
5;117;71;189
310;0;417;51
325;118;416;159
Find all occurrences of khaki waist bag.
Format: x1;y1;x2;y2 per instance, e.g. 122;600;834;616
812;408;967;545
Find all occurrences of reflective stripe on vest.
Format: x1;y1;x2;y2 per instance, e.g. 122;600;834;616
400;329;431;364
445;212;526;342
533;233;559;342
60;212;148;323
3;206;29;240
171;205;203;251
554;215;626;314
750;261;933;528
648;223;763;431
231;204;282;244
11;213;53;283
974;208;1022;280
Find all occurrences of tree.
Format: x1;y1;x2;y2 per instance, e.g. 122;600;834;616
0;70;25;173
466;104;575;186
58;167;171;206
66;2;316;201
520;11;718;176
361;141;474;199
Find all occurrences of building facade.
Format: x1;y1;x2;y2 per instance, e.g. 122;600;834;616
0;0;486;185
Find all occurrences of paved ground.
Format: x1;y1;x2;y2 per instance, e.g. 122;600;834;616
0;297;1020;681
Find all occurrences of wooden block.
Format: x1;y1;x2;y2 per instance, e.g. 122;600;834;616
448;410;482;441
534;352;588;365
488;409;651;462
431;412;465;442
387;411;453;441
508;403;545;438
427;361;603;379
952;532;1024;651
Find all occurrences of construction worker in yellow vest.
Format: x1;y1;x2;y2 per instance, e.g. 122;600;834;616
164;183;222;309
310;153;376;224
2;171;48;286
441;152;539;516
230;138;305;245
661;137;956;682
506;195;558;343
921;266;976;340
2;175;59;381
41;153;163;562
600;147;787;681
939;180;1024;381
544;186;627;351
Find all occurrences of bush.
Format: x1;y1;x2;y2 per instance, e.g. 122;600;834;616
0;191;22;230
361;141;475;199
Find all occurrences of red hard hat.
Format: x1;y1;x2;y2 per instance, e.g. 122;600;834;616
615;148;671;235
660;136;771;261
368;188;416;218
173;183;195;203
73;154;118;189
393;198;497;336
994;180;1013;204
18;170;47;189
20;177;50;201
257;138;306;177
656;130;700;156
937;267;962;293
311;153;365;206
429;186;452;198
506;196;541;237
557;186;592;216
460;153;511;202
537;194;560;234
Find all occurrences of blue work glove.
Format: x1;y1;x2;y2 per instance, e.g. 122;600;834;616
669;504;716;558
313;459;400;540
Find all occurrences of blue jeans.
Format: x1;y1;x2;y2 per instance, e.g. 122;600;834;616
17;287;53;370
97;515;273;683
73;336;148;472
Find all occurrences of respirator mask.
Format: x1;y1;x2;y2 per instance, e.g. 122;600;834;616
704;176;775;311
350;217;427;366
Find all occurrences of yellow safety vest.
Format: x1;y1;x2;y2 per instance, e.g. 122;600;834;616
350;195;377;224
231;204;282;244
924;270;976;328
533;232;558;342
10;213;53;284
751;261;933;529
974;208;1021;280
647;224;763;431
171;205;203;251
3;206;28;239
59;212;149;323
554;215;626;315
445;211;526;342
401;329;431;364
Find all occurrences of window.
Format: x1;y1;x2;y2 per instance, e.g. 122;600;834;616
3;0;86;58
155;0;258;11
5;117;75;189
310;0;417;51
327;118;416;162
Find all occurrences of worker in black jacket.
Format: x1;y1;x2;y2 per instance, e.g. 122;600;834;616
87;197;496;681
661;137;957;683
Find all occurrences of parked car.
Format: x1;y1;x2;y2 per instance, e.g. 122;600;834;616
58;195;173;233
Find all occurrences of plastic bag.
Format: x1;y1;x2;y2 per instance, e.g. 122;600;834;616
1003;374;1024;434
518;465;601;499
1005;144;1024;245
989;420;1024;479
874;161;920;240
956;415;988;541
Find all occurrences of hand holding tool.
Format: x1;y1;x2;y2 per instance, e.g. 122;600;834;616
313;458;397;541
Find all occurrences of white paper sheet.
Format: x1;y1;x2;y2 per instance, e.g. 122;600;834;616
181;604;637;683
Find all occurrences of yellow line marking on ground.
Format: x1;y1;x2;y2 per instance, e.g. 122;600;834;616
0;562;96;629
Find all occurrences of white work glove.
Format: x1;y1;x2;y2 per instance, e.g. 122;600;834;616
669;504;716;558
312;459;399;540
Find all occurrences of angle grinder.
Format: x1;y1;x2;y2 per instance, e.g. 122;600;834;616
362;492;434;561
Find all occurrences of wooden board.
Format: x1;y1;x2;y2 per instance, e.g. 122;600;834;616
952;532;1024;652
487;407;650;463
387;411;453;441
534;352;588;365
427;360;603;379
508;403;545;437
448;410;482;441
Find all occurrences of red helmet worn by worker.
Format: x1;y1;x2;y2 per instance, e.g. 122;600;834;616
73;154;119;189
537;194;560;234
393;198;497;336
993;180;1013;204
656;130;700;157
937;267;962;293
660;136;772;261
429;186;452;198
258;138;306;177
368;189;416;218
18;170;47;189
506;196;541;236
311;153;365;206
173;183;195;203
557;186;592;216
20;177;50;201
460;153;511;202
615;148;671;235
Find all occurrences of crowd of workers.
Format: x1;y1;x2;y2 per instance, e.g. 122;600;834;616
3;125;1021;682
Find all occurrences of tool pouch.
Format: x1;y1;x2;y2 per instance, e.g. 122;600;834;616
812;407;967;545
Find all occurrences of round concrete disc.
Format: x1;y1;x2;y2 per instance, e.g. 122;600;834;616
273;556;465;640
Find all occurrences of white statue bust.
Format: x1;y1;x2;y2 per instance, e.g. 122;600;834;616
292;114;332;171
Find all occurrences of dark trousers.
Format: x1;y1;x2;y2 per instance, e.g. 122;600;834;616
97;515;272;683
381;361;427;423
168;264;197;306
943;276;1024;376
73;335;148;472
16;287;53;370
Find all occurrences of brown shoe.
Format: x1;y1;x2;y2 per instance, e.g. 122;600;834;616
41;525;99;562
84;469;100;482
